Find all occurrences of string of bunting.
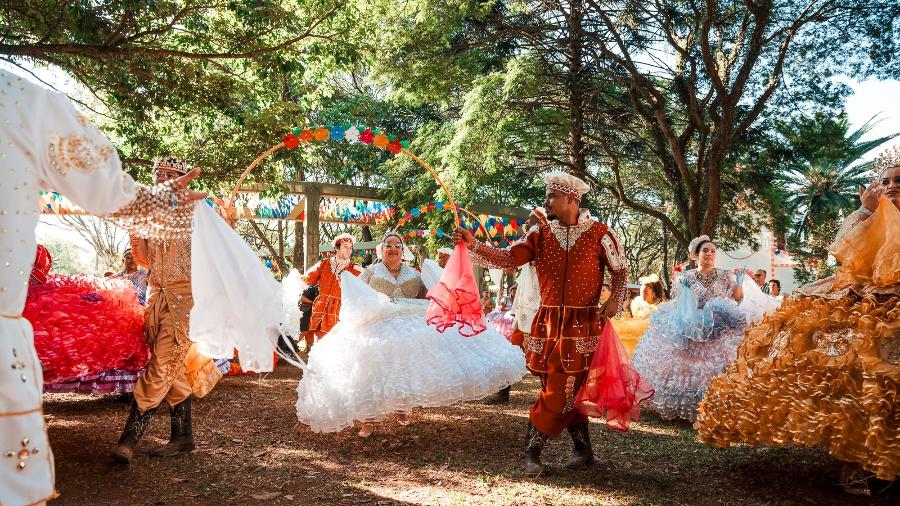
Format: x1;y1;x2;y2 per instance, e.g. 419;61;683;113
39;192;83;215
396;200;524;241
402;227;522;247
320;198;394;223
208;195;300;220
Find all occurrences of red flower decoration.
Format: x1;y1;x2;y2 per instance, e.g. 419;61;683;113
387;139;402;154
299;129;314;142
283;133;300;150
359;128;374;144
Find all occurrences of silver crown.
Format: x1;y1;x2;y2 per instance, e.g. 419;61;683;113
874;145;900;174
152;156;192;174
382;229;403;244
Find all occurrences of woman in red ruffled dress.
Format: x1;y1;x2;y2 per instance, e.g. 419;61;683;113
26;245;150;392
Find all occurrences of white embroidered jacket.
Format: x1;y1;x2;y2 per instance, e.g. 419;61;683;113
0;69;188;506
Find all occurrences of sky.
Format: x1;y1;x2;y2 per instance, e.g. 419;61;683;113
6;61;899;269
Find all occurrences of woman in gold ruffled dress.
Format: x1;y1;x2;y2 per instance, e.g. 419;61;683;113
696;148;900;495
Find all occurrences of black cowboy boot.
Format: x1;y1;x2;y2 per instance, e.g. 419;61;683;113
110;400;157;465
524;421;548;476
483;385;511;405
565;423;594;470
150;397;195;458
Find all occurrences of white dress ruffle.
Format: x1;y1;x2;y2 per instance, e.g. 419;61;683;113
279;268;307;339
631;271;779;422
190;203;284;372
296;271;526;433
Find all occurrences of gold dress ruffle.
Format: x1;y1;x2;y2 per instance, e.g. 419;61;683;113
696;197;900;480
612;317;649;356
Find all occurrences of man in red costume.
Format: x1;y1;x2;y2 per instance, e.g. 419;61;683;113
302;233;362;348
455;171;627;476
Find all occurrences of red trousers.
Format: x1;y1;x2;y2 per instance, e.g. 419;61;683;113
529;340;589;437
303;329;326;349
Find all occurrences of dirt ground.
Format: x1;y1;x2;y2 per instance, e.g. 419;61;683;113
44;365;896;505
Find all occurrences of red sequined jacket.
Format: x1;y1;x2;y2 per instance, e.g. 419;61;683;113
471;216;627;373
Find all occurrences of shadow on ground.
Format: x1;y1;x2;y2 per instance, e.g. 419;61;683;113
44;365;896;505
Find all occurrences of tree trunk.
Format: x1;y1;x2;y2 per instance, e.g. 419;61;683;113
566;0;588;179
277;219;285;265
249;220;289;274
292;165;304;269
661;218;670;294
293;222;302;270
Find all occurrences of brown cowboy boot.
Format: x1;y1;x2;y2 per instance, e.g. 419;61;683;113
565;423;594;470
524;421;548;476
150;397;195;458
110;400;156;465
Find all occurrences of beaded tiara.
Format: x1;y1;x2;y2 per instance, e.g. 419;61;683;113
152;156;192;175
874;145;900;175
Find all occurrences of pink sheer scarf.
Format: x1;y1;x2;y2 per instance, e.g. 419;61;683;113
426;242;486;337
576;321;654;431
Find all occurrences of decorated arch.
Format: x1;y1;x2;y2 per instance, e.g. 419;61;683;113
228;124;460;227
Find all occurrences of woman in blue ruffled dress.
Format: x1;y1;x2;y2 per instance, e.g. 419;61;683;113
631;235;778;422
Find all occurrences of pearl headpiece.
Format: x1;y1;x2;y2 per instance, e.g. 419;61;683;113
376;230;406;260
688;235;712;260
152;156;192;175
874;145;900;175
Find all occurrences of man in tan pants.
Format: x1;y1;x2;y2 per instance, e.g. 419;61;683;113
111;157;221;464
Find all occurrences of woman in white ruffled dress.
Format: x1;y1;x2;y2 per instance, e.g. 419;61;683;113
296;232;526;436
630;236;780;422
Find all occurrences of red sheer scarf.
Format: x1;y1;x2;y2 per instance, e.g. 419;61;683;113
575;321;654;431
425;241;486;337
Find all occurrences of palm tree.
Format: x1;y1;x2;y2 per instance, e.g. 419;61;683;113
779;113;897;240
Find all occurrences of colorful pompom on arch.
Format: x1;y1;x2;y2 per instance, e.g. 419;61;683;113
280;125;411;156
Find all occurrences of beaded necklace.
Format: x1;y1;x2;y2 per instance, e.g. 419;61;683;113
696;269;718;289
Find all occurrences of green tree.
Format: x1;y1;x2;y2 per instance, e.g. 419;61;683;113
368;0;900;249
763;113;898;283
0;0;360;185
779;114;896;239
41;238;94;276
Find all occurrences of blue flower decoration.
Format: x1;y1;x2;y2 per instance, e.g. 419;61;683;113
329;125;346;141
